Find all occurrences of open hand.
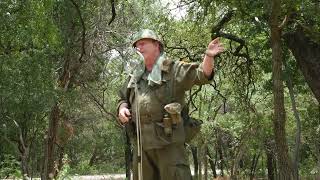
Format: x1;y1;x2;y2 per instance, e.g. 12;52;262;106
206;38;224;57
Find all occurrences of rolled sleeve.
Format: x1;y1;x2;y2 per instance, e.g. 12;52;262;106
197;62;214;81
174;61;213;91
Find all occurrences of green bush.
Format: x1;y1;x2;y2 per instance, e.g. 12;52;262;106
56;154;72;180
0;154;22;179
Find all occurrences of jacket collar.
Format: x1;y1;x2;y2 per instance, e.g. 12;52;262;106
128;53;172;88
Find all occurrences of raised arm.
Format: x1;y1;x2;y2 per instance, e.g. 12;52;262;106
202;38;224;77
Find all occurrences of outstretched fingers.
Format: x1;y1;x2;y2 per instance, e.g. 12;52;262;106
207;38;225;57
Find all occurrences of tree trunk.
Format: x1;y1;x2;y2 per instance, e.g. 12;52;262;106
316;105;320;180
13;119;30;179
43;103;60;179
250;153;260;180
89;145;98;166
207;147;217;178
191;146;199;179
265;139;275;180
21;153;29;179
231;141;247;179
57;146;65;176
42;1;85;178
266;150;275;180
285;64;301;180
316;144;320;180
204;146;208;180
217;134;224;176
199;147;203;180
283;27;320;104
19;145;30;180
269;0;293;179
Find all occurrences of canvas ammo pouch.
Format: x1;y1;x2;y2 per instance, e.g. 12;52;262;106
163;102;202;143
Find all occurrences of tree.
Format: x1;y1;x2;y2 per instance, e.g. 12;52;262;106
284;27;320;104
0;0;60;178
269;0;294;178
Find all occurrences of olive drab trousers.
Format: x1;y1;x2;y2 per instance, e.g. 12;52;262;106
132;143;192;180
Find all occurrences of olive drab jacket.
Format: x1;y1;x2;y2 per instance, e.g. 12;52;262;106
118;55;213;150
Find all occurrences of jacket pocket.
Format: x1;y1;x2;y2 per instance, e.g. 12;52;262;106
154;122;185;145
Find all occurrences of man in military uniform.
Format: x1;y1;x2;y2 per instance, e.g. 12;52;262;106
117;29;224;180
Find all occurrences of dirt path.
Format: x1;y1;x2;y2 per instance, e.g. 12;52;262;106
2;174;127;180
70;174;126;180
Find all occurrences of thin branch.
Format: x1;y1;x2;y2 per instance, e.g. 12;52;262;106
219;32;253;65
210;80;227;111
166;46;194;61
81;82;117;121
211;10;234;39
187;86;202;114
279;15;288;30
70;0;86;63
108;0;116;25
12;119;27;153
215;32;255;104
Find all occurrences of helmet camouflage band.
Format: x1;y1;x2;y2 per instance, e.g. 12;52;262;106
132;29;164;50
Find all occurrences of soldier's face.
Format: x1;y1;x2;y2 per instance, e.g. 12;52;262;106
135;38;160;61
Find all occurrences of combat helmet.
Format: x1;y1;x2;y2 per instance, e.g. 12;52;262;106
132;29;164;51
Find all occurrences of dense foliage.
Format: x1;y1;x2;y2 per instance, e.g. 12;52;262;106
0;0;319;179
